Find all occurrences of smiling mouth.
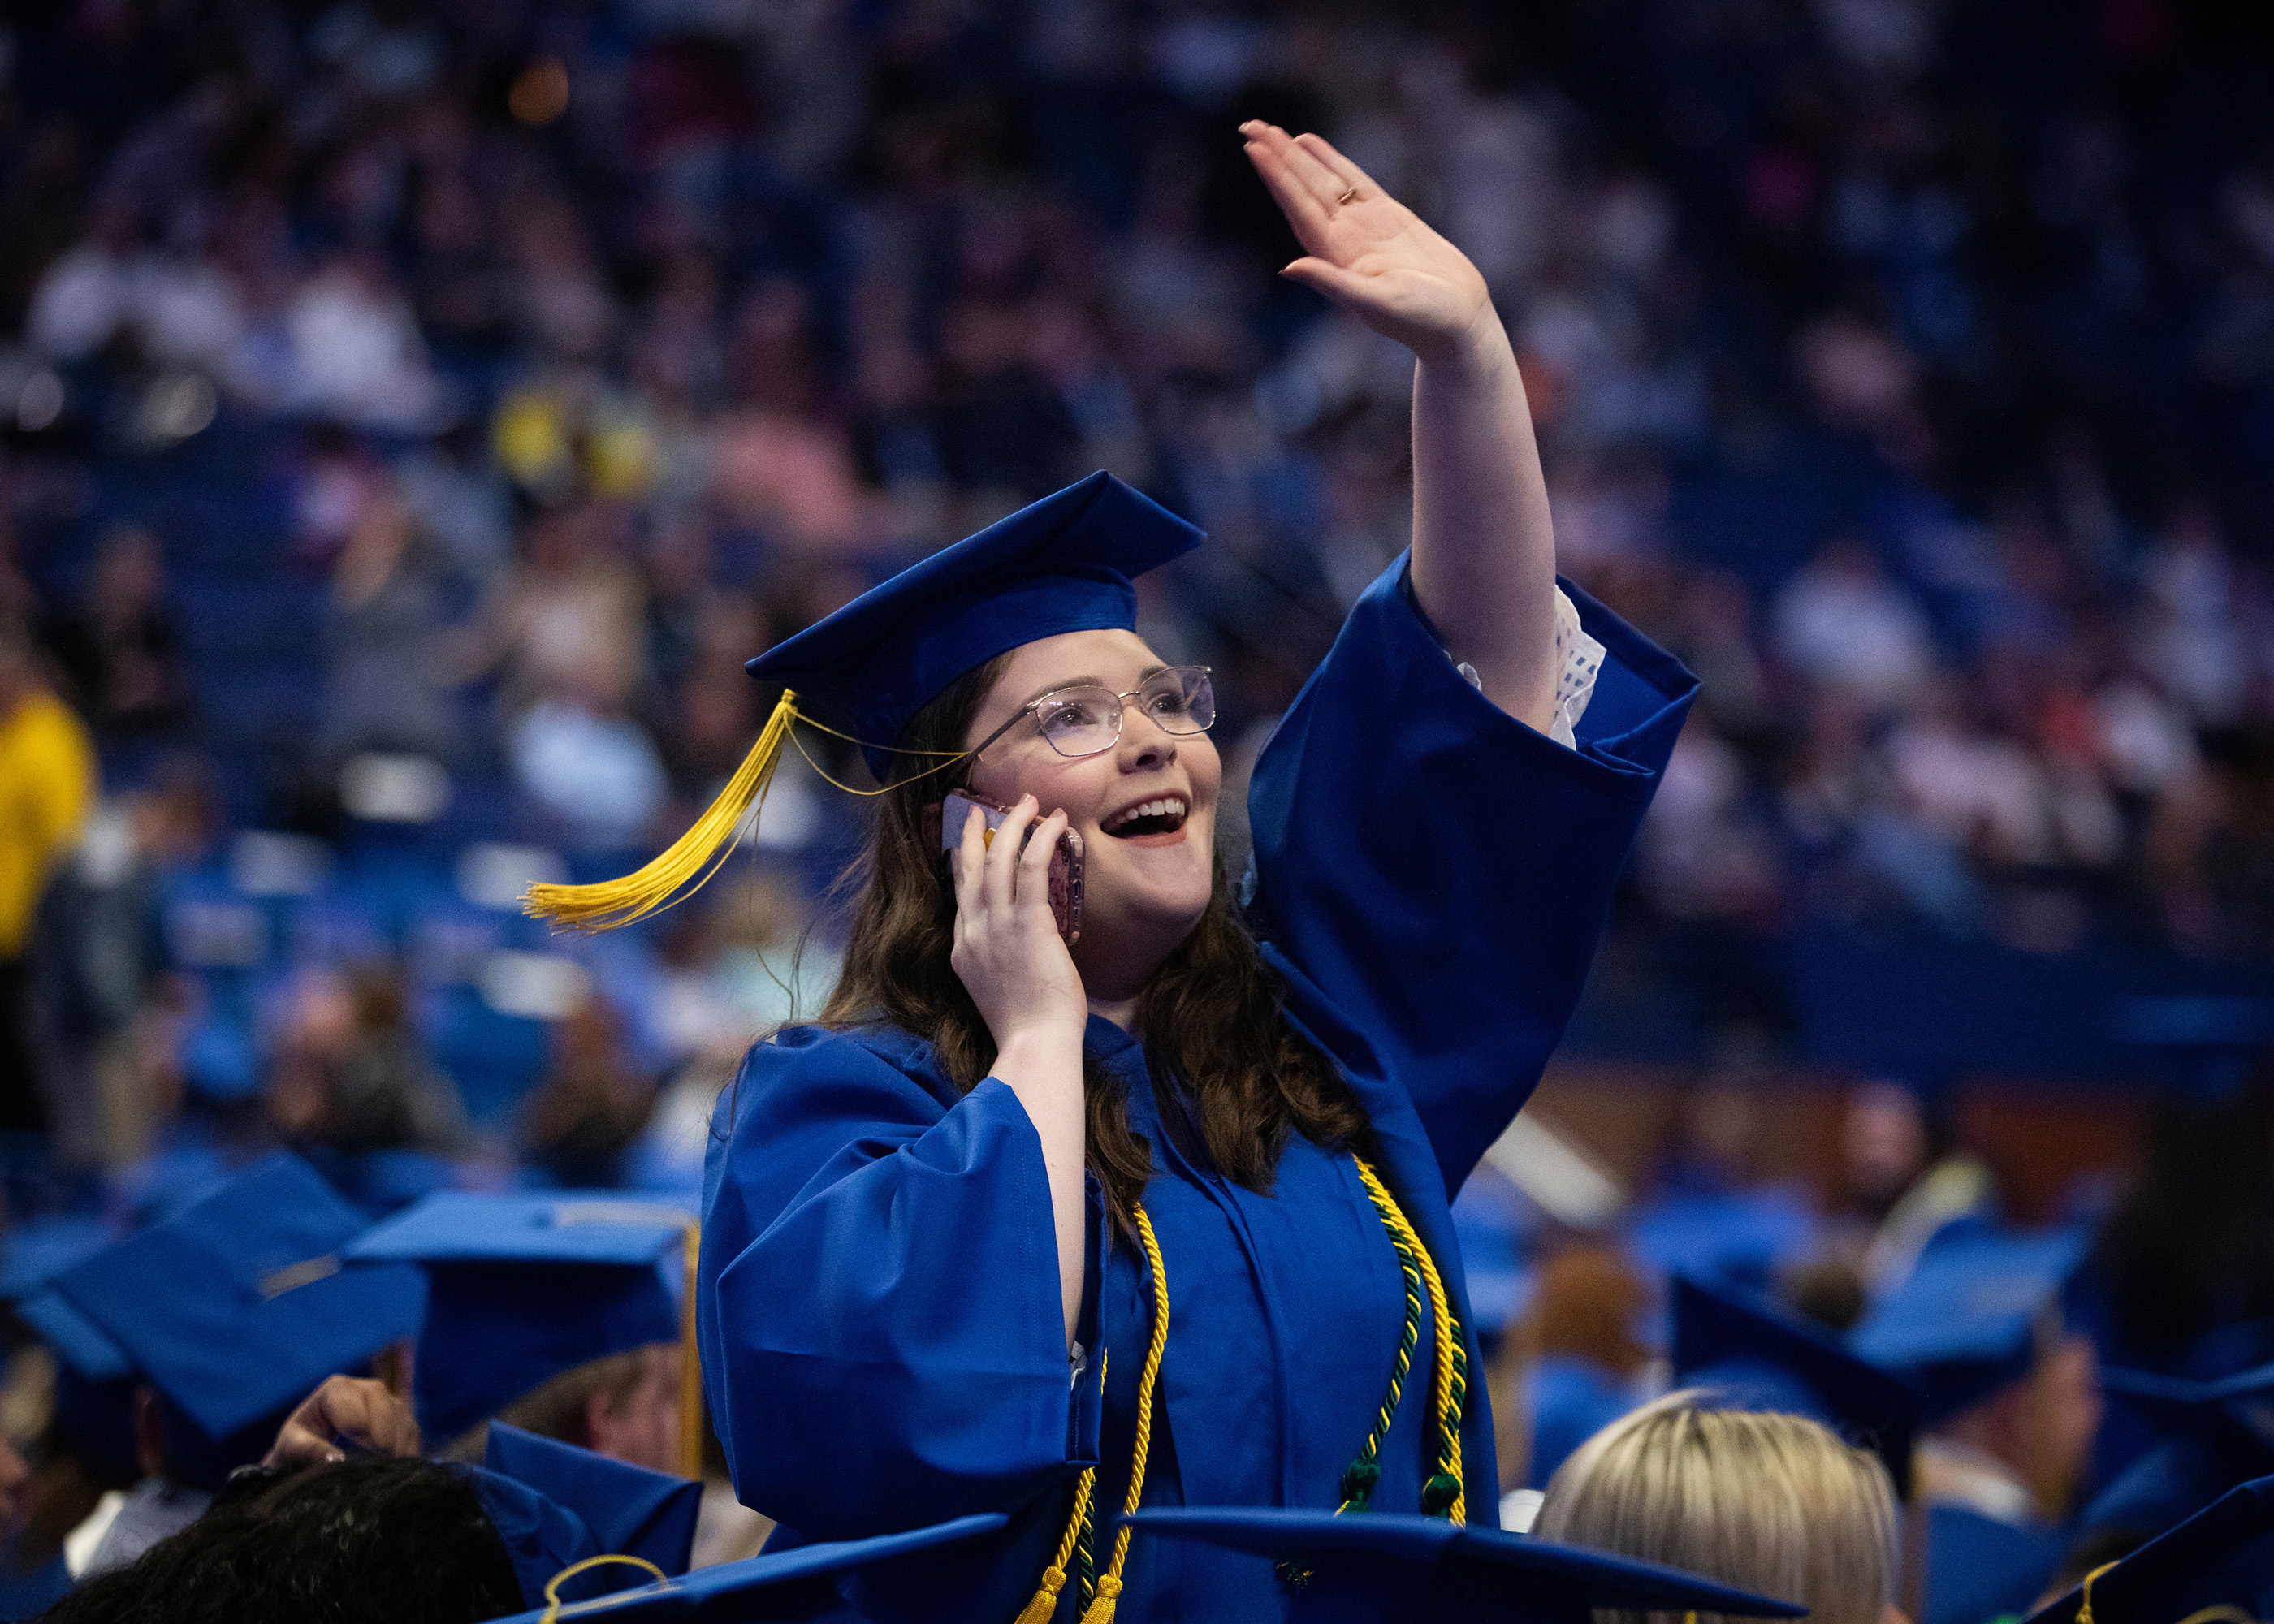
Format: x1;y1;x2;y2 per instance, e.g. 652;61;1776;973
1101;796;1188;839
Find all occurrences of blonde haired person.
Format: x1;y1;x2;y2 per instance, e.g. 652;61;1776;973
1535;1391;1905;1624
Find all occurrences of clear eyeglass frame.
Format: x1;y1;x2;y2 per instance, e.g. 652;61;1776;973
967;665;1215;762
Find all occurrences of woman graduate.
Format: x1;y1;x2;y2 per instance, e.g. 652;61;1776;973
527;123;1696;1624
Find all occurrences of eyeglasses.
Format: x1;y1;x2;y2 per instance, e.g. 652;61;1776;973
967;665;1215;761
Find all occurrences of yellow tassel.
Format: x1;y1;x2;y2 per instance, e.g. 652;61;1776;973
539;1554;668;1622
1078;1574;1122;1624
1013;1566;1068;1624
523;689;798;932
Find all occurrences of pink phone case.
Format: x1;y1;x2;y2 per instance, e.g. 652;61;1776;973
939;789;1085;946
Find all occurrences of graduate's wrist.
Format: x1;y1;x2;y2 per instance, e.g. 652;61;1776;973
1410;308;1513;381
991;1025;1086;1086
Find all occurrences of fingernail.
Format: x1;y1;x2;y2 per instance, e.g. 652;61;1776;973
323;1449;345;1464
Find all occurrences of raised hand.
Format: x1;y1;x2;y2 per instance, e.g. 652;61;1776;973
949;795;1087;1055
1241;119;1560;735
264;1376;422;1468
1239;120;1502;367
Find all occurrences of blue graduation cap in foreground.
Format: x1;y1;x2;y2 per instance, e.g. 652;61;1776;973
347;1192;692;1444
0;1214;114;1303
2025;1473;2274;1624
1120;1508;1807;1624
2079;1361;2274;1543
468;1423;703;1610
746;471;1202;777
1671;1272;1921;1499
478;1513;1009;1622
1850;1222;2091;1425
31;1152;427;1484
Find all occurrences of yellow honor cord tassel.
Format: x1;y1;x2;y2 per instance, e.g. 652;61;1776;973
1013;1564;1071;1624
1079;1574;1123;1624
1015;1468;1096;1624
2073;1561;2119;1624
522;689;800;932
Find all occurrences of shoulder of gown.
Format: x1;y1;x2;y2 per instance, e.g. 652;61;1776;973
698;1023;1104;1540
1243;554;1698;1198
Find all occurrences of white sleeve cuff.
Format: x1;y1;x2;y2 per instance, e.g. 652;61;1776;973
1450;586;1604;750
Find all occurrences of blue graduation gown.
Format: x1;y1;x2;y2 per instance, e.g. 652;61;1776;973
698;556;1695;1623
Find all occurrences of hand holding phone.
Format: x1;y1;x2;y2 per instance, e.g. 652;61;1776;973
938;789;1084;946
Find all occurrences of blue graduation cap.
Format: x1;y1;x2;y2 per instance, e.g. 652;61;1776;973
523;472;1203;932
2078;1362;2274;1542
468;1423;703;1609
346;1192;692;1444
0;1214;114;1303
477;1513;1010;1622
746;472;1202;777
1850;1222;2091;1425
30;1152;428;1487
2025;1473;2274;1624
1627;1184;1818;1293
1119;1508;1808;1624
1670;1272;1921;1499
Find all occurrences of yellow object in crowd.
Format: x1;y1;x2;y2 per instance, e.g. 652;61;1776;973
0;688;95;957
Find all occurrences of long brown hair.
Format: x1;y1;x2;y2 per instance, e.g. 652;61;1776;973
817;651;1372;1230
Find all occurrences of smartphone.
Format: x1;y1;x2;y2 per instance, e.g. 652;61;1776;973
937;789;1084;946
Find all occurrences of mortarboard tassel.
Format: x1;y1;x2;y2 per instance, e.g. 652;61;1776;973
523;689;800;932
539;1554;668;1623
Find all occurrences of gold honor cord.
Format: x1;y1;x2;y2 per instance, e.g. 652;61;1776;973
537;1555;669;1623
1353;1159;1467;1524
1018;1207;1171;1624
521;691;972;932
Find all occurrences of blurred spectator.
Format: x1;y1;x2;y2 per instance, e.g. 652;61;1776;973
519;998;655;1190
2091;1072;2274;1378
1507;1242;1654;1491
1774;538;1936;709
39;528;191;741
319;490;462;765
0;612;96;1136
1821;1079;1995;1293
266;966;470;1160
454;503;647;719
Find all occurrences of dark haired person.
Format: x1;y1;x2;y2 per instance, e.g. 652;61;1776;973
534;123;1695;1623
41;1417;703;1624
37;1456;524;1624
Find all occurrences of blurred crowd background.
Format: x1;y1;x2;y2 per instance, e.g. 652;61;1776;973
0;0;2272;1496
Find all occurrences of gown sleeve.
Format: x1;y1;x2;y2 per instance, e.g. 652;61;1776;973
1243;555;1697;1198
698;1025;1103;1540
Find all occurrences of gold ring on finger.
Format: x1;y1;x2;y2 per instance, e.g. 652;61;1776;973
1335;186;1360;205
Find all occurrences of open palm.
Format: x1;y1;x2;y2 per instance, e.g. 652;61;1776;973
1239;121;1498;364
